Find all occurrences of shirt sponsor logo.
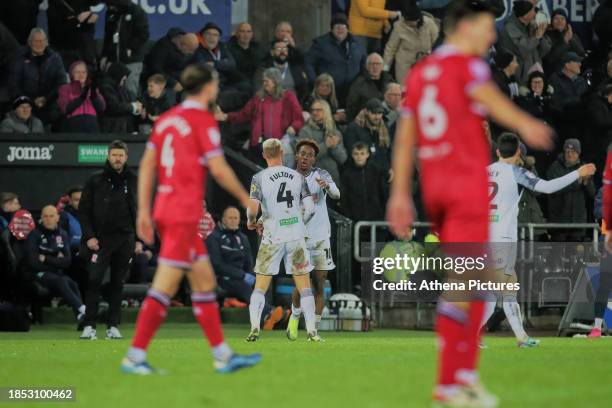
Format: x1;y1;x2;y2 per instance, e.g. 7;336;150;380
6;145;54;162
279;217;298;226
489;214;499;222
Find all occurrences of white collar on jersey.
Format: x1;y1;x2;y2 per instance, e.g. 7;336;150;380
434;44;461;57
181;99;206;110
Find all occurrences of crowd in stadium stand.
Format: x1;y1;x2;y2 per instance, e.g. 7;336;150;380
1;0;612;320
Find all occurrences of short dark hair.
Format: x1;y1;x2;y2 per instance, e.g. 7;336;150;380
180;64;218;96
270;39;287;50
352;141;370;152
444;0;493;32
0;192;18;206
108;140;128;153
66;185;83;197
148;74;167;86
497;133;520;158
295;139;320;156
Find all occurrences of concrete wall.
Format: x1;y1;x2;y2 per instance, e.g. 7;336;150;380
247;0;331;50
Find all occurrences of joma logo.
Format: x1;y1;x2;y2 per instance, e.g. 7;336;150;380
7;145;54;162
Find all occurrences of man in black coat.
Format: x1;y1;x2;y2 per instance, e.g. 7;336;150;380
345;53;393;121
99;62;142;133
141;28;195;93
8;28;67;126
101;0;149;98
78;140;137;340
226;22;266;82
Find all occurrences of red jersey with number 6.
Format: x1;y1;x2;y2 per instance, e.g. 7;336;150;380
401;45;492;242
147;100;224;224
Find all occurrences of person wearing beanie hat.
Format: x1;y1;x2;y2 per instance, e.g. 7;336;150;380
546;135;596;241
382;0;438;83
543;8;585;74
0;96;44;134
330;13;349;29
499;0;551;84
491;51;520;100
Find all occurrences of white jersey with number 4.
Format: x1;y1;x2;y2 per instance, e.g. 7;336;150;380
250;165;311;244
488;162;579;242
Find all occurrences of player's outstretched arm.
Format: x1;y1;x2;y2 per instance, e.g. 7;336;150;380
387;115;416;239
208;155;251;209
531;164;596;194
471;83;553;151
137;148;157;245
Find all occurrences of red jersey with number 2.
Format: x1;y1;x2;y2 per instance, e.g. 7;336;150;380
402;45;492;242
147;100;224;224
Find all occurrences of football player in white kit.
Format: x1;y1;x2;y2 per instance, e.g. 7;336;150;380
484;133;595;347
246;139;323;342
286;139;341;341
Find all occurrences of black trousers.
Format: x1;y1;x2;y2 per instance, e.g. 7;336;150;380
84;232;135;328
595;251;612;318
37;271;83;314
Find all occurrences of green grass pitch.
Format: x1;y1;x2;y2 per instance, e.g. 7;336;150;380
1;324;611;408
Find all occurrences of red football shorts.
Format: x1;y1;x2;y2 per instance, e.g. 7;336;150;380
156;222;208;268
423;184;489;244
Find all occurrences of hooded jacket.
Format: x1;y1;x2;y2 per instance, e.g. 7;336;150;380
101;0;149;64
0;111;44;134
58;62;106;119
99;63;135;132
340;158;388;221
141;28;191;89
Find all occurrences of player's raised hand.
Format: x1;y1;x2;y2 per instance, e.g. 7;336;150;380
578;164;596;178
315;176;328;190
386;192;415;240
518;118;554;151
137;211;155;245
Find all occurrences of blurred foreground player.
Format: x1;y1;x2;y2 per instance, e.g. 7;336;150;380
589;147;612;338
121;64;261;375
387;1;553;406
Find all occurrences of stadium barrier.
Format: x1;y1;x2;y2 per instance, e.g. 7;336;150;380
353;221;603;329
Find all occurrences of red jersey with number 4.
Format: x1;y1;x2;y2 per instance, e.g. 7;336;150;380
402;45;492;242
147;100;223;224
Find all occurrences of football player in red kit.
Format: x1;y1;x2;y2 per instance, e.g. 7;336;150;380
589;147;612;338
121;64;261;375
387;0;553;406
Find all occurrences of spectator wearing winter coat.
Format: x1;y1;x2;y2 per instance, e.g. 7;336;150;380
302;74;346;124
498;1;551;84
218;68;303;164
340;141;388;221
297;99;347;185
98;63;142;133
141;29;198;93
516;71;557;122
346;53;393;121
26;205;85;322
348;0;400;54
138;74;174;134
546;139;597;241
101;0;149;98
226;23;267;82
491;51;520;100
58;61;105;132
46;0;98;67
584;84;612;171
543;9;584;76
8;28;67;126
382;82;401;130
0;0;42;44
0;193;21;231
0;96;44;134
273;21;305;65
343;98;392;172
383;3;438;84
548;52;588;112
254;39;310;105
305;14;367;106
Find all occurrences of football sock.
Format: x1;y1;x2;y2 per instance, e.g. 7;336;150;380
480;295;497;330
291;303;302;320
435;301;468;387
502;294;528;341
300;288;317;334
315;315;321;331
130;289;170;361
462;300;485;374
249;288;266;331
192;292;226;350
594;318;603;330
